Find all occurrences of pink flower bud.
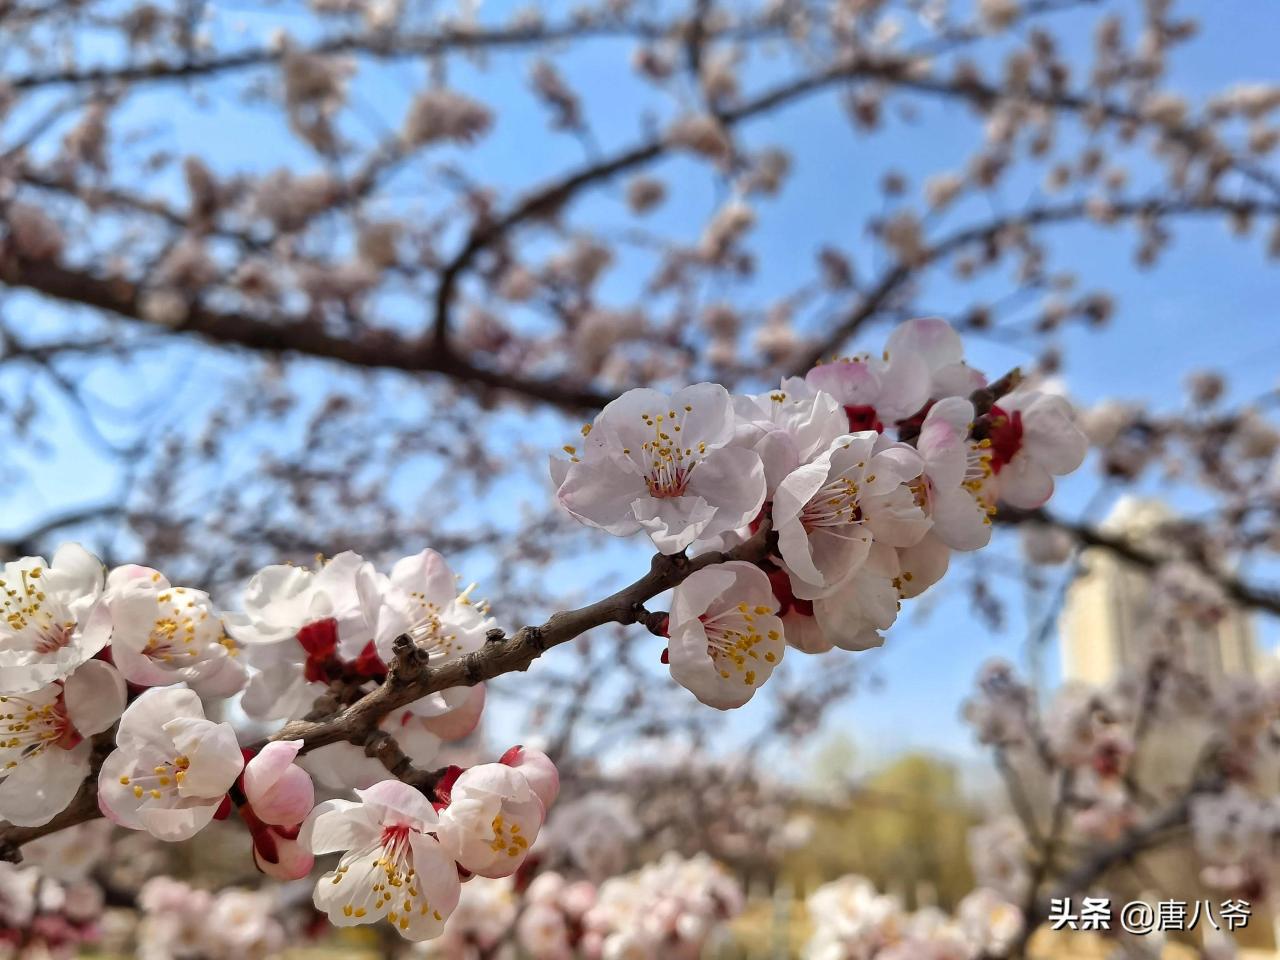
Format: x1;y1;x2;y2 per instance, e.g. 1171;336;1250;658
500;745;560;810
421;683;487;741
253;825;315;881
243;740;314;826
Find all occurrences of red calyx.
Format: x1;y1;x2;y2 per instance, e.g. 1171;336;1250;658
55;729;84;750
238;798;304;870
213;795;234;821
303;912;331;940
499;745;524;766
766;565;813;618
298;618;340;683
53;692;83;751
1240;874;1266;903
432;765;464;811
351;641;387;680
238;802;280;864
299;619;387;683
1091;743;1125;779
986;404;1024;474
844;404;885;433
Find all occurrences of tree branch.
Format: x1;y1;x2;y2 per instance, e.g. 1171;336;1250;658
428;61;867;351
6;20;776;92
997;507;1280;617
274;531;771;751
0;504;126;557
791;194;1280;372
0;525;772;857
0;255;615;411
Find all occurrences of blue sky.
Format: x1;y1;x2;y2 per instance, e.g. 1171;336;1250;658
5;0;1280;778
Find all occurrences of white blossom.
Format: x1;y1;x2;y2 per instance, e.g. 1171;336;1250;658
105;564;245;696
227;551;383;721
373;548;489;664
402;89;493;146
732;380;849;495
984;389;1088;509
884;317;987;400
0;543;111;694
667;562;785;709
0;660;125;826
665;114;732;163
583;853;742;960
553;383;766;554
914;397;996;551
437;763;545;878
303;779;462;940
98;687;243;841
774;433;928;599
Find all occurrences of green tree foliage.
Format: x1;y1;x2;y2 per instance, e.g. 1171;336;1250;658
783;745;977;909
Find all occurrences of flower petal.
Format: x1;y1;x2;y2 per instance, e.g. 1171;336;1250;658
301;799;379;855
63;659;127;736
0;744;89;826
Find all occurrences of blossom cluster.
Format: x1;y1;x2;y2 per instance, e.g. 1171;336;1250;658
573;854;743;960
804;875;1023;960
408;875;519;959
0;544;559;943
963;657;1280;907
552;317;1087;708
965;660;1154;847
408;854;743;960
134;878;285;960
1189;672;1280;902
538;754;811;877
0;316;1084;945
413;854;743;960
304;752;558;941
1192;784;1280;901
0;861;103;960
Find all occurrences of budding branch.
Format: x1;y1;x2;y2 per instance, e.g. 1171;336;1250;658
0;516;771;860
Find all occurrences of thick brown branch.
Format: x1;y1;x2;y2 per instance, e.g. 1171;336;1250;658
998;507;1280;617
0;504;126;557
0;255;614;411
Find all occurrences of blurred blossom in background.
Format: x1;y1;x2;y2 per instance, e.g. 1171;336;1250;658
1;0;1280;957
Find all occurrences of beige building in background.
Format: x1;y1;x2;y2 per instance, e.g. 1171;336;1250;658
1055;498;1278;958
1060;498;1263;688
